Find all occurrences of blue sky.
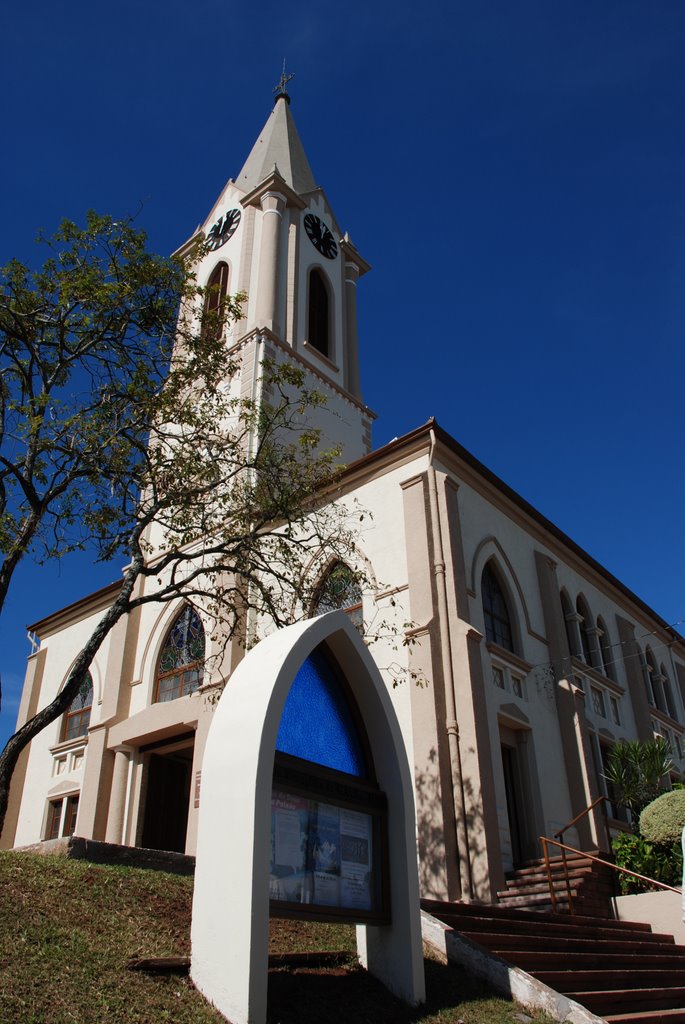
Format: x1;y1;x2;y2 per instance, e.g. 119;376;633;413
1;1;684;747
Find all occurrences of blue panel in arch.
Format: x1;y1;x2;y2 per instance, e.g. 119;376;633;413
275;645;368;777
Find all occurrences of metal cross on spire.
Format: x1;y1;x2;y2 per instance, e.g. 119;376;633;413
273;59;294;104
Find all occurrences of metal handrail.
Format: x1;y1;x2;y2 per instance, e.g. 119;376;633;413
554;794;609;842
540;835;681;915
550;795;611;913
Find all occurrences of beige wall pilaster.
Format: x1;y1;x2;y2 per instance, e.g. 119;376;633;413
104;745;133;844
343;261;361;397
441;475;504;899
400;472;461;901
255;191;286;334
77;728;110;840
616;615;654;741
85;603;143;842
0;648;47;849
534;550;601;848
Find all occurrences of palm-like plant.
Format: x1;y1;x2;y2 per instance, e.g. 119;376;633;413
603;738;674;821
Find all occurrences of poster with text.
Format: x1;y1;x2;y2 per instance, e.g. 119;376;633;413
312;802;341;906
270;791;312;903
339;808;373;911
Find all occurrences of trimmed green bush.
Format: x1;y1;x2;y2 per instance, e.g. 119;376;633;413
640;789;685;845
612;831;682;894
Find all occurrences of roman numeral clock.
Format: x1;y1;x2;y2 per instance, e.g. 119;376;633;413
206;208;242;250
304;213;338;259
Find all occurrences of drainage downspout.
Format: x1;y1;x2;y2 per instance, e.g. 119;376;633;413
427;429;474;900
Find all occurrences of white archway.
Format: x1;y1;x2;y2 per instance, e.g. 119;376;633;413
191;610;425;1024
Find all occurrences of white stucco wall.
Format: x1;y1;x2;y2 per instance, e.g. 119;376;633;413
13;602;118;847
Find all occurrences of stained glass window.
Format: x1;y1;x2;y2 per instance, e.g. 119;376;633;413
276;645;368;777
62;673;93;741
312;562;363;631
155;606;205;703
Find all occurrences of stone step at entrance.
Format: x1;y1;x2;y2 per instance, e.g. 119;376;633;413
422;897;685;1024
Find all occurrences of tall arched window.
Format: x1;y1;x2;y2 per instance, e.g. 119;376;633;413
154;606;206;703
661;664;677;720
560;589;578;658
481;562;515;653
597;616;615;680
61;673;93;741
202;261;229;340
576;597;594;667
312;561;362;631
645;646;662;711
307;268;330;357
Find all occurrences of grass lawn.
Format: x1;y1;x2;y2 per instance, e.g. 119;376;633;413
0;851;552;1024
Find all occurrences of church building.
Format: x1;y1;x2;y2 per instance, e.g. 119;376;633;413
3;84;685;905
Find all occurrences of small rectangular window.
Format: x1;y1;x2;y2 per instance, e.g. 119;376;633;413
512;676;524;699
610;696;620;726
63;796;79;837
47;800;62;840
493;667;505;690
591;686;606;718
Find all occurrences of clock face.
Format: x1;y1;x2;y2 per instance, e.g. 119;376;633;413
304;213;338;260
206;208;241;251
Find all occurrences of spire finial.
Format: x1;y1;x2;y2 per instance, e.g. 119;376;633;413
273;59;294;105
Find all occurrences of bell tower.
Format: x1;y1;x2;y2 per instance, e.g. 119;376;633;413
177;74;374;462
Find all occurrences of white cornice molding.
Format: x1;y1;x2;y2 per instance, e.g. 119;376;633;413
240;171;307;211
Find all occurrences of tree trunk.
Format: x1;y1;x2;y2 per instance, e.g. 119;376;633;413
0;557;141;838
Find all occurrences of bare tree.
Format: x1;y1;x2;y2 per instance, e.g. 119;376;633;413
0;214;361;834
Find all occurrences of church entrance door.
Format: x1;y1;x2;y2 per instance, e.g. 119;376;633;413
140;740;193;853
501;742;526;866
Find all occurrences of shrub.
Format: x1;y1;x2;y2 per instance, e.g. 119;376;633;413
611;831;682;894
603;738;673;818
640;789;685;846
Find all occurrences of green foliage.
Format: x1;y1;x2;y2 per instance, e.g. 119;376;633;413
611;830;683;894
0;212;217;607
602;738;673;818
640;789;685;845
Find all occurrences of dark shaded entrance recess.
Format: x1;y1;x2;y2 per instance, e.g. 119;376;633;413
141;738;194;854
501;743;526;866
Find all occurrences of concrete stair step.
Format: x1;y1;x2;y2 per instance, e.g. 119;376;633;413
567;988;685;1016
423;897;685;1023
498;878;612;898
535;969;685;991
500;950;685;970
496;893;569;910
513;852;600;870
420;898;653;931
448;915;673;943
505;863;595;881
459;931;684;956
604;1011;685;1024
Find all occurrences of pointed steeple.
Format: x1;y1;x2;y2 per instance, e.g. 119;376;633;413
236;94;317;197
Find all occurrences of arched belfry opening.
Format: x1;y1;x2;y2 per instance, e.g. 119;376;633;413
307;267;331;357
191;612;424;1024
202;261;230;340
